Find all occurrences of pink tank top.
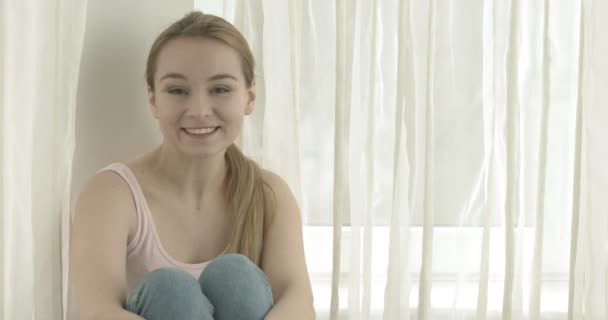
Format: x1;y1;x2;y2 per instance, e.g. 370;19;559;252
102;163;210;295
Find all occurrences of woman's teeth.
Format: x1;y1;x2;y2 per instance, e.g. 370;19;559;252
184;127;217;135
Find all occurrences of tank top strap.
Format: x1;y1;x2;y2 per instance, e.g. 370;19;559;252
97;162;147;251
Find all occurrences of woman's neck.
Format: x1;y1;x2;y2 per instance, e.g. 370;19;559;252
148;144;228;210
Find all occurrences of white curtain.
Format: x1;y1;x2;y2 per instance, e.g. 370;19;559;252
200;0;608;319
0;0;88;319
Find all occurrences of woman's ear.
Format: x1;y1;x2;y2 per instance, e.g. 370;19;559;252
148;85;159;119
245;80;256;115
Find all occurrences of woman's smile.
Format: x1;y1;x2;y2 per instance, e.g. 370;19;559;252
181;126;220;139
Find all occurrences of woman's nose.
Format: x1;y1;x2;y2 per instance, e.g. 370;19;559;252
187;94;213;117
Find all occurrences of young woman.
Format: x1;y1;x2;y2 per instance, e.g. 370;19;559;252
70;11;314;320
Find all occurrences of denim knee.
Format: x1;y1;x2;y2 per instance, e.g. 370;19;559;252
127;268;213;320
199;254;273;320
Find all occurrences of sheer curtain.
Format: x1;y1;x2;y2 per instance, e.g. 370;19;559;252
196;0;607;319
0;0;88;319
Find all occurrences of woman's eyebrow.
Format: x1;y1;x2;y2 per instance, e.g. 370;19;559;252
207;73;238;82
159;73;238;83
159;73;188;82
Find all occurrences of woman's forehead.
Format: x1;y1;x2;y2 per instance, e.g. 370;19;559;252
155;37;243;81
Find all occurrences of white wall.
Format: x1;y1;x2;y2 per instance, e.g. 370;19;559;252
71;0;193;204
68;1;192;317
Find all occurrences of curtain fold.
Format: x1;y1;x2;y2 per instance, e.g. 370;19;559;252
418;0;436;318
529;0;551;318
383;0;412;318
332;0;349;317
566;0;583;312
503;0;521;317
477;2;496;318
0;0;88;319
570;0;608;318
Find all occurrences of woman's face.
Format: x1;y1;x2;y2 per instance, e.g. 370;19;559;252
149;36;254;157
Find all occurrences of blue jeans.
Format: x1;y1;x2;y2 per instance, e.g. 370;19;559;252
126;254;273;320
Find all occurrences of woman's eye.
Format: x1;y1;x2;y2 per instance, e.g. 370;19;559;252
168;88;188;95
211;87;231;94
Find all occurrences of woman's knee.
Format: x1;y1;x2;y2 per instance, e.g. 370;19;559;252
127;268;214;319
199;254;273;318
200;254;266;288
145;267;193;282
135;268;198;294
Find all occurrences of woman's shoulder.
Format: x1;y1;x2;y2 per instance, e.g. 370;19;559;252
73;167;139;241
260;169;289;198
259;169;300;217
81;157;145;198
75;168;135;214
260;168;283;187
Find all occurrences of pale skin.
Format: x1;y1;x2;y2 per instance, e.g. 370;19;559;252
70;37;315;319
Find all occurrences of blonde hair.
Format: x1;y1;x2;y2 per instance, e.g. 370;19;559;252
145;11;272;265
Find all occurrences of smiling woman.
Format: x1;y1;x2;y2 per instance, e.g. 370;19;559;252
69;11;314;320
148;36;254;159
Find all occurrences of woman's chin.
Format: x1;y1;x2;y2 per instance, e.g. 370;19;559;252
180;146;228;159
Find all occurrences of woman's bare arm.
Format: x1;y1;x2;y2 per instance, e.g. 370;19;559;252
70;172;143;320
260;170;315;320
87;308;144;320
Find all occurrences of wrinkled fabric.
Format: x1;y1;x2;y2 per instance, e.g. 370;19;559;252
202;1;608;319
0;0;88;319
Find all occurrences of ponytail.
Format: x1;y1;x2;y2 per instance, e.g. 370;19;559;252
224;144;272;265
